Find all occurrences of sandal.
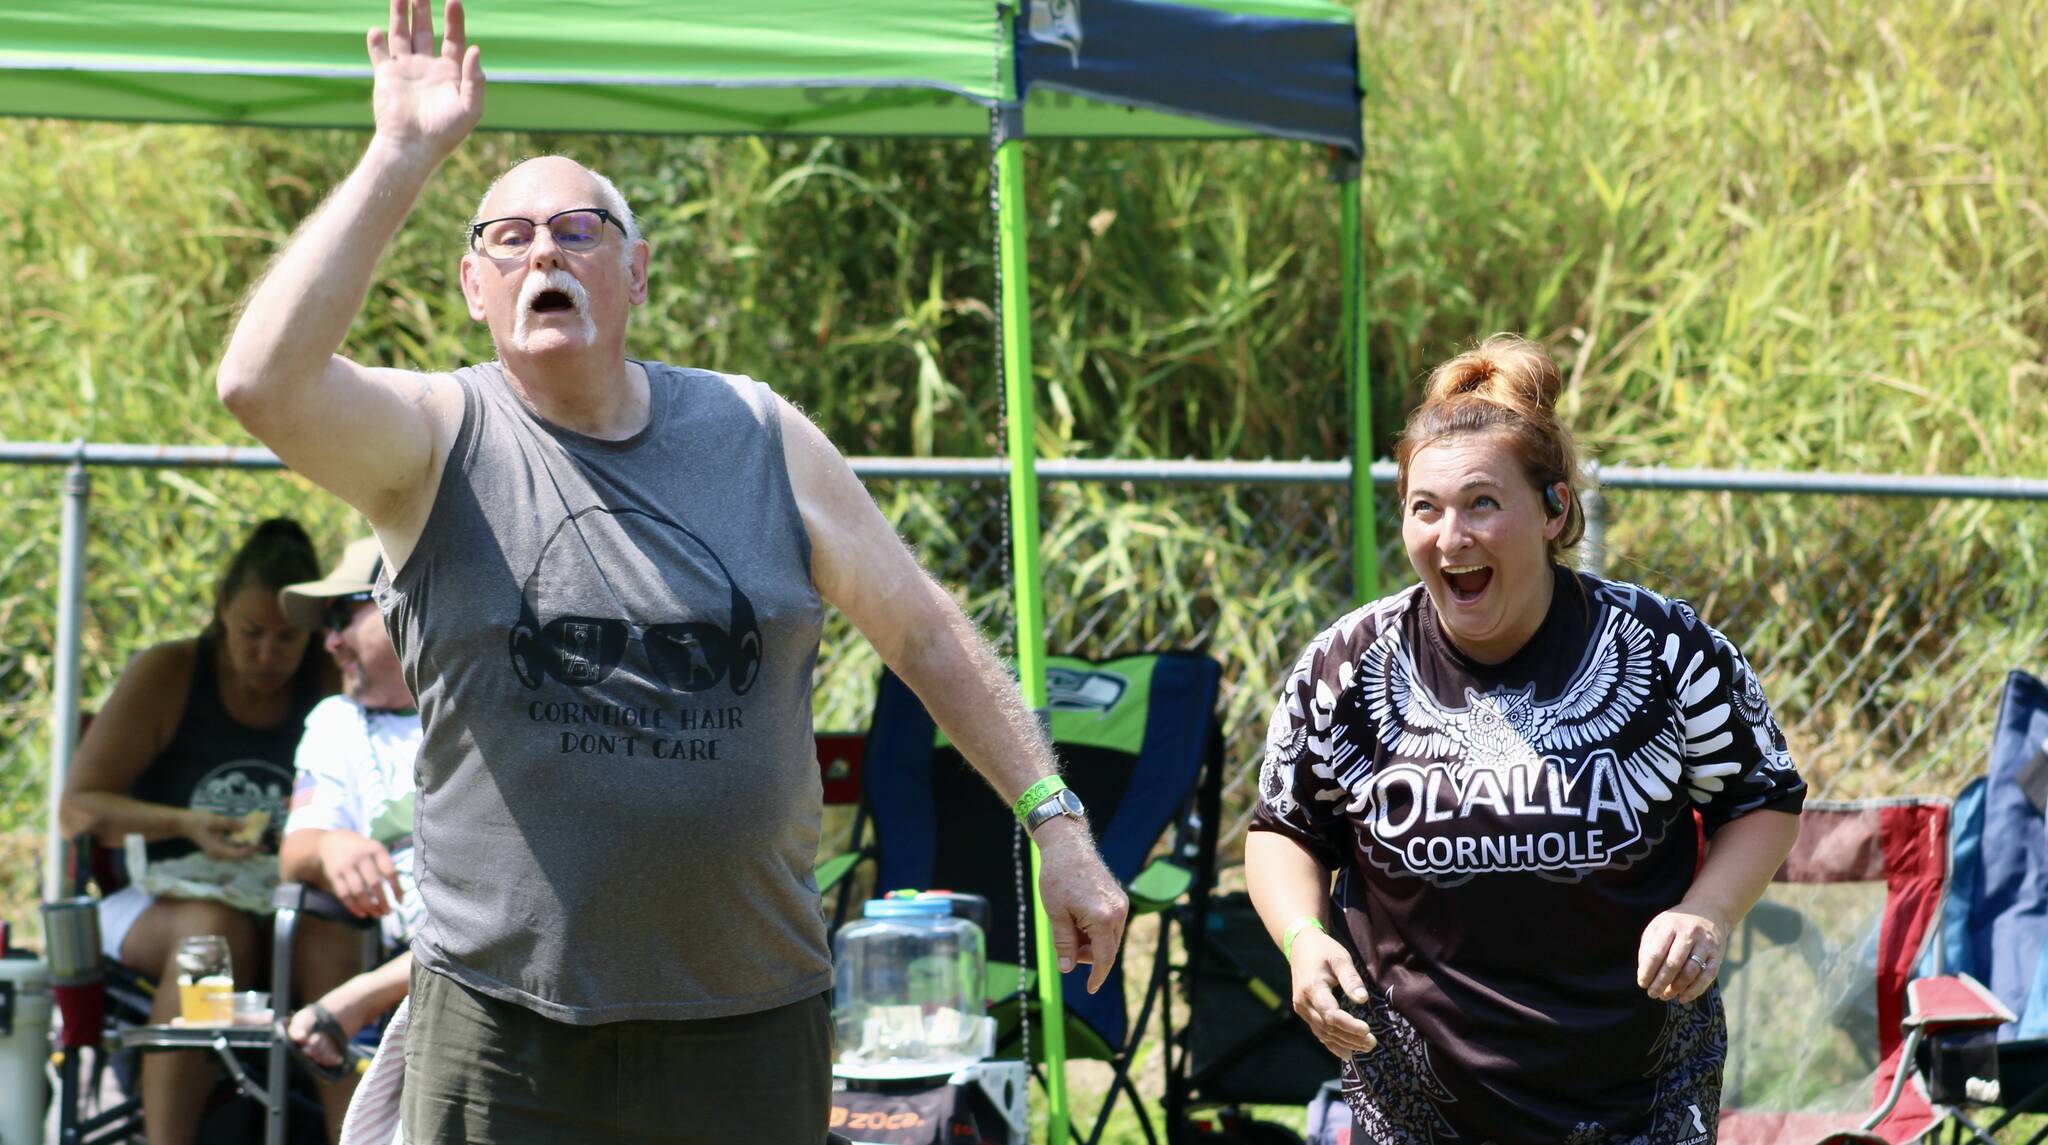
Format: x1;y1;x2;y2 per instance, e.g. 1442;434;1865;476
276;1003;349;1084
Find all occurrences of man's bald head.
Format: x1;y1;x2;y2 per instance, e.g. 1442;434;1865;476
473;156;641;254
457;153;652;361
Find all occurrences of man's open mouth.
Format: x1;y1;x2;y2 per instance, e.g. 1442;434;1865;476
531;289;575;313
1443;563;1493;603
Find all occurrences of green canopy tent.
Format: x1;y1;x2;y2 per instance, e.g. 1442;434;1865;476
0;1;1368;1135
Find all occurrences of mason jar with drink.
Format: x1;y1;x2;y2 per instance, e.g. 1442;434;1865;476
175;935;233;1024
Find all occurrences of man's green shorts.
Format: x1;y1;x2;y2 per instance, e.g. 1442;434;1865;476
401;963;833;1143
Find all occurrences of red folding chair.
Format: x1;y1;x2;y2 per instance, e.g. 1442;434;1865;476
1718;798;1951;1145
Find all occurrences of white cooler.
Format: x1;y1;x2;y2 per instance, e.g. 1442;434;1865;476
0;952;52;1145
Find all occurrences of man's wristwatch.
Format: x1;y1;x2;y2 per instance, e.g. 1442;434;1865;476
1023;787;1088;835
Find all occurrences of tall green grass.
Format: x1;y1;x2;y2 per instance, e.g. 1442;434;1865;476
2;2;2044;1137
1360;0;2046;470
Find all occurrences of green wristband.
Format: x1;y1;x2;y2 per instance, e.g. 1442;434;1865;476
1012;775;1069;824
1282;916;1327;960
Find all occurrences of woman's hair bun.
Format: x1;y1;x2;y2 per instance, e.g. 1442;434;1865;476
1422;334;1563;418
1396;333;1587;559
216;515;321;608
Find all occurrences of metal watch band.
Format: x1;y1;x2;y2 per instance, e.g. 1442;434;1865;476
1023;787;1086;834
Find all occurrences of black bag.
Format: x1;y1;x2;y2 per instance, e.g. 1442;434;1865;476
831;1081;1015;1145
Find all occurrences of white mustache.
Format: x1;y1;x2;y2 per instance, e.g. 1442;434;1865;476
511;269;596;351
518;268;590;315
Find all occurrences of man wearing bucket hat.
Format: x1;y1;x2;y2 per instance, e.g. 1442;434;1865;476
276;538;425;1142
215;3;1127;1139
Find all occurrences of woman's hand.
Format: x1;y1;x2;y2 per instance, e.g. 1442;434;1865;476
1289;929;1378;1058
182;810;260;861
1637;901;1728;1003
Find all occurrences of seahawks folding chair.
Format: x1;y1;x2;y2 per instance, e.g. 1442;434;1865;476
821;650;1225;1145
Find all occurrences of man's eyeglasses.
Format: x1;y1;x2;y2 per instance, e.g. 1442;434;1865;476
323;592;374;633
469;207;627;261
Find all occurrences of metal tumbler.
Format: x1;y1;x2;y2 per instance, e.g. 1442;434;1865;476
39;896;103;986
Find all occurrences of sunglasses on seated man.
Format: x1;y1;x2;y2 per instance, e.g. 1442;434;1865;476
469;207;629;261
323;592;375;633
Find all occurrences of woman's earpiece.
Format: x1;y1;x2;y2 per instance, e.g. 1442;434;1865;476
1543;484;1567;518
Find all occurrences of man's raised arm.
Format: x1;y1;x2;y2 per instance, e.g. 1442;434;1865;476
217;0;482;527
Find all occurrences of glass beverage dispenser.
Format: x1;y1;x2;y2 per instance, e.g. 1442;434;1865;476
832;891;993;1080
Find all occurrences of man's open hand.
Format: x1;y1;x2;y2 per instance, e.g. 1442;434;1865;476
368;0;484;159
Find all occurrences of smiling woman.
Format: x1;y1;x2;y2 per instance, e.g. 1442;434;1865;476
1243;335;1807;1143
1395;336;1583;664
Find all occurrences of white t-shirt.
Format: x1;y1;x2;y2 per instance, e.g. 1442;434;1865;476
284;695;423;948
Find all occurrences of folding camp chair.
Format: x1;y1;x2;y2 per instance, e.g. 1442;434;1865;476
52;884;373;1145
1717;798;1952;1145
52;807;375;1145
1165;889;1333;1144
1910;668;2048;1143
110;883;378;1145
821;650;1225;1145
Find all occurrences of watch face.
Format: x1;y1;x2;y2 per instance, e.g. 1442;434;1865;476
1057;790;1085;816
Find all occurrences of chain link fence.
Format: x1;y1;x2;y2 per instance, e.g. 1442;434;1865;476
4;458;2045;903
824;471;2048;852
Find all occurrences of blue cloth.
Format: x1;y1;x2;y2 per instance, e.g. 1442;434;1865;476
1015;0;1363;154
1941;670;2048;1040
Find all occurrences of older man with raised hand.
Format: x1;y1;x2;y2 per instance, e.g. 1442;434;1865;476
215;1;1128;1140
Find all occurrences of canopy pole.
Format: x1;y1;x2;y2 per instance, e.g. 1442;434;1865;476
45;458;89;904
992;17;1071;1141
1339;157;1378;605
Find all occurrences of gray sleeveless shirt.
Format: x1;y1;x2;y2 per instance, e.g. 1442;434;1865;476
377;360;829;1024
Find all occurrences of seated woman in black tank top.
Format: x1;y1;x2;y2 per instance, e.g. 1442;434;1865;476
59;517;333;1144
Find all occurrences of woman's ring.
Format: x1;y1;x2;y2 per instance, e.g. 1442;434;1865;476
1688;954;1710;970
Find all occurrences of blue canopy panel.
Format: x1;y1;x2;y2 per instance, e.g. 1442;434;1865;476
1015;0;1362;155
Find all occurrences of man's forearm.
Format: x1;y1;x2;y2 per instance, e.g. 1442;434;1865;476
889;583;1056;809
876;572;1129;985
278;828;330;888
218;138;443;403
339;952;412;1015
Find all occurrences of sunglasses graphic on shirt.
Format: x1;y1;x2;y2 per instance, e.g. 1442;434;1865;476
509;507;762;696
535;615;758;693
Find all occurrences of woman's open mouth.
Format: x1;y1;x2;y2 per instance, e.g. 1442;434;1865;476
1442;563;1493;604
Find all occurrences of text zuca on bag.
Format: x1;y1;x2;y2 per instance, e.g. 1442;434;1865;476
380;361;829;1024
